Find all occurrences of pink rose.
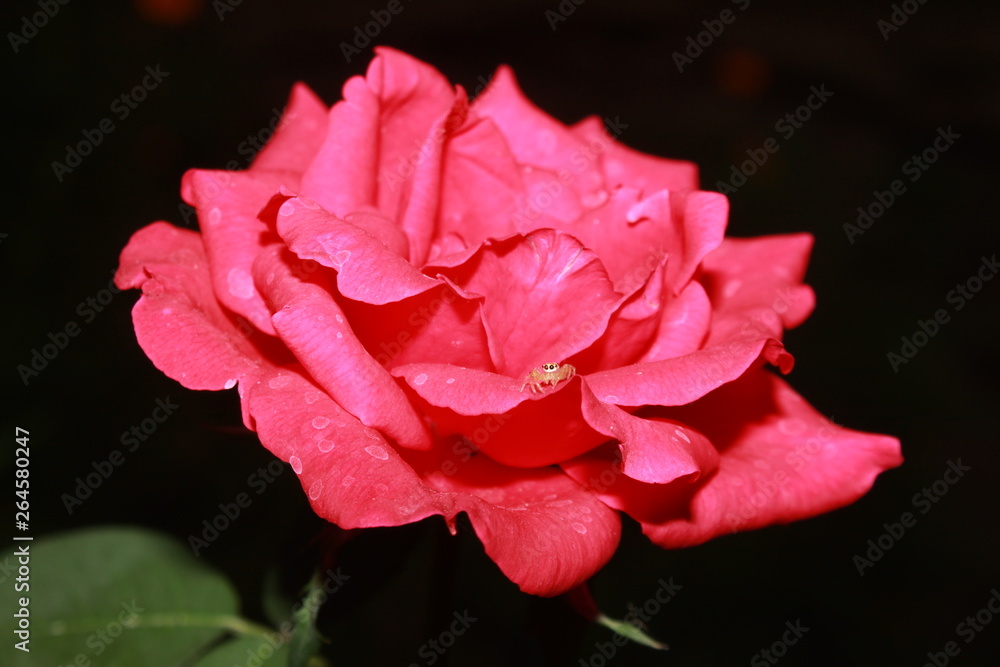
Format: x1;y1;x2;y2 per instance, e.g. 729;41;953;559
116;48;901;596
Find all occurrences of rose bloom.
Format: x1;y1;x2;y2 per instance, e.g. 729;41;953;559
117;48;901;596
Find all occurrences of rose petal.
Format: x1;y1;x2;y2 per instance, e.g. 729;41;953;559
115;222;289;391
248;364;620;596
637;280;713;363
586;335;792;408
571;114;699;195
250;82;329;173
579;379;719;484
253;244;430;450
473;66;606;208
439;229;621;377
270;194;441;304
181;168;299;336
639;369;902;547
701;234;816;344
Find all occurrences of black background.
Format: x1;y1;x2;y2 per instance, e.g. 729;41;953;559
4;0;999;665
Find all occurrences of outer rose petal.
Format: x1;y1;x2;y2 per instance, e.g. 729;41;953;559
252;244;430;450
640;369;903;547
638;280;713;363
701;234;816;344
247;364;620;596
249;82;328;173
571;115;699;195
115;222;288;391
182;168;299;336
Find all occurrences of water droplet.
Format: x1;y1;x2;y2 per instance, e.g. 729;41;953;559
278;200;297;217
227;268;255;299
268;375;290;389
414;373;428;386
550;499;574;507
580;506;591;513
223;379;237;389
332;250;351;268
335;314;343;323
604;395;619;403
582;515;593;523
581;189;609;208
289;456;302;474
342;475;355;487
317;439;335;452
312;416;330;429
336;332;343;339
308;480;323;499
572;522;587;535
375;483;388;496
723;279;743;299
305;392;320;404
208;207;222;225
675;428;691;443
446;378;455;384
365;445;389;460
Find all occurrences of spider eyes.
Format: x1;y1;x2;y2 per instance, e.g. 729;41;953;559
542;363;559;372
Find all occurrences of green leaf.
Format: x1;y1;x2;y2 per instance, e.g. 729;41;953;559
596;613;669;651
0;526;273;667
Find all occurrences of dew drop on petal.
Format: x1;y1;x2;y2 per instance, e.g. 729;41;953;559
342;475;355;487
317;439;335;452
723;279;743;299
572;522;587;535
582;515;593;523
278;200;297;217
289;456;303;474
446;378;455;384
332;250;351;267
305;392;320;404
414;373;428;386
223;379;237;389
336;332;343;339
375;483;388;496
208;207;222;225
550;499;574;507
365;445;389;460
312;416;330;429
580;506;591;513
268;375;290;389
675;428;691;443
227;267;255;299
308;479;323;499
604;395;619;403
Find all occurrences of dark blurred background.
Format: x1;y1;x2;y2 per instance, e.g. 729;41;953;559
4;0;999;665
